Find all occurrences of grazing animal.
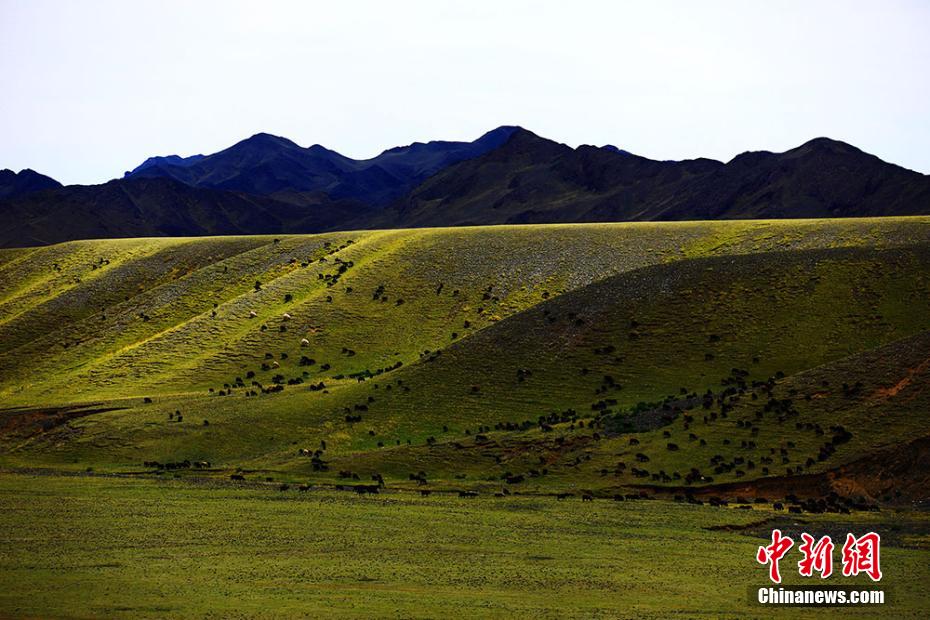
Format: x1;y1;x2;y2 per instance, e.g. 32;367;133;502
230;474;245;481
581;494;594;502
420;490;432;497
300;338;310;346
249;310;257;318
282;313;292;320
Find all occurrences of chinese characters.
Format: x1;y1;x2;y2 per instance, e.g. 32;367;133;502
757;530;882;583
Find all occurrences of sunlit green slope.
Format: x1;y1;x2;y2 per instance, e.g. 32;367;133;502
2;218;929;499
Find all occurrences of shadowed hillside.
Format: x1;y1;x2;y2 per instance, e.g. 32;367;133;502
383;129;930;226
0;177;368;248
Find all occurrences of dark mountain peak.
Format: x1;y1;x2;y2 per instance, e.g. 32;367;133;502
783;138;878;160
728;138;868;167
474;125;521;145
0;167;62;199
374;126;521;159
505;126;544;141
376;140;433;157
795;136;859;153
600;144;633;156
234;132;302;151
306;143;342;156
484;124;523;135
494;127;565;154
126;153;204;176
9;168;59;182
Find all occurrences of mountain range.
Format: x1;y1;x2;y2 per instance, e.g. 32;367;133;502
123;126;519;204
2;127;929;247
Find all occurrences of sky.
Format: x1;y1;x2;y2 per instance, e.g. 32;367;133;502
1;0;928;185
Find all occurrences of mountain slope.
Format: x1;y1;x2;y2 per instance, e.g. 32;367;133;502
671;137;930;219
0;177;369;248
381;130;930;226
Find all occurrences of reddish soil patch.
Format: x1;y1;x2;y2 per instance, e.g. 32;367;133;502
872;356;930;399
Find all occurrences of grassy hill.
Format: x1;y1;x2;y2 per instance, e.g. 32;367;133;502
2;218;929;505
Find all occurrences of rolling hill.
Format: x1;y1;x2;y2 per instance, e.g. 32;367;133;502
1;218;929;509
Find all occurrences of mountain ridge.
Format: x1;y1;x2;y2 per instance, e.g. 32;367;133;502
123;126;520;204
2;127;929;248
380;128;930;226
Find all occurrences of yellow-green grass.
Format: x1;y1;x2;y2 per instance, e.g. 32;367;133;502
2;218;928;406
0;473;926;619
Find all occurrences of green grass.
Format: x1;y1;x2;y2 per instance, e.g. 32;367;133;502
1;473;926;619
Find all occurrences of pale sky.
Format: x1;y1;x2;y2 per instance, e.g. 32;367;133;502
1;0;928;185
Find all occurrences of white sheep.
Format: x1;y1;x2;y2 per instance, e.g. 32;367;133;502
272;361;280;368
300;338;310;346
282;312;292;321
249;310;257;318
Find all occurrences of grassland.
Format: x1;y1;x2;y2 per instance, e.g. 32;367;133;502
1;474;927;619
1;219;929;617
